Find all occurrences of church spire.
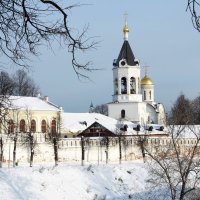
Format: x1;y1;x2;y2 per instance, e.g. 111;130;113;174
89;101;94;113
113;14;138;67
123;13;129;41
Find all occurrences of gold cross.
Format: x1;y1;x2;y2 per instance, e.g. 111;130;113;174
143;66;150;76
124;12;128;24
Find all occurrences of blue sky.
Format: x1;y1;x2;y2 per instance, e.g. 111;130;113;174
11;0;200;112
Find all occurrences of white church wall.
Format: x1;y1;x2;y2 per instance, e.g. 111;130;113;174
157;103;167;125
146;104;157;124
108;102;141;122
108;102;156;125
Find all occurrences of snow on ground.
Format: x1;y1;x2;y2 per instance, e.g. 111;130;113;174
0;161;152;200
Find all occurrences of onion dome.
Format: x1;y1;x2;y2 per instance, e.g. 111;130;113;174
141;75;154;85
123;24;129;33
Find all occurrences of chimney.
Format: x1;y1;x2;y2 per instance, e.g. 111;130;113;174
44;96;49;102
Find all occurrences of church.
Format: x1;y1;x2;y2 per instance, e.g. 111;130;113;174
0;20;166;138
107;20;166;126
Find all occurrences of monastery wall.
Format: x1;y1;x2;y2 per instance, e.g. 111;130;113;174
0;134;198;166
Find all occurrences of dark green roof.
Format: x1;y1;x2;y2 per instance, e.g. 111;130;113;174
115;40;138;66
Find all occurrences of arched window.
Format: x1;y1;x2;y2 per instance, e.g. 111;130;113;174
138;78;140;92
149;91;152;100
41;120;47;133
144;91;146;100
121;110;125;118
8;119;14;134
121;77;127;94
130;77;136;94
20;119;26;133
148;116;151;123
31;120;36;133
51;119;57;135
115;78;118;95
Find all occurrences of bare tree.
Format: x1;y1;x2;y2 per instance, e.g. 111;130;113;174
169;94;193;125
137;95;200;199
0;88;16;167
52;113;62;166
191;96;200;124
12;69;39;96
11;110;20;167
0;71;14;95
139;125;200;200
0;1;97;78
45;113;62;166
0;69;40;96
21;109;37;167
93;104;108;116
187;0;200;32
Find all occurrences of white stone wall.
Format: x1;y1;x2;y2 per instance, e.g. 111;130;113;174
1;135;198;165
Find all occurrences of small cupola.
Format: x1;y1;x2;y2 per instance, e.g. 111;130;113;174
141;75;154;85
141;68;154;102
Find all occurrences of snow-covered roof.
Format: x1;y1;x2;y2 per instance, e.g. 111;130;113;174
61;113;137;134
166;125;200;139
8;96;60;111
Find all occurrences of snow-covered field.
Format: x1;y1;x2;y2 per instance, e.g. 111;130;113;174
0;161;154;200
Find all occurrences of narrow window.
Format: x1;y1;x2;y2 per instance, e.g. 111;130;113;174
138;78;140;92
130;77;136;94
8;120;14;134
115;78;118;94
41;120;47;133
149;91;152;100
121;110;125;118
121;77;127;94
20;119;26;133
31;120;36;133
51;119;57;135
144;91;146;100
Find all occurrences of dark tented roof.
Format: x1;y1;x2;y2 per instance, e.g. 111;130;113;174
115;40;137;66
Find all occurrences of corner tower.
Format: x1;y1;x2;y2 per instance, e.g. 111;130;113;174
112;20;142;103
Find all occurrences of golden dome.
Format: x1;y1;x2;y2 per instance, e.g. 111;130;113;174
141;75;154;85
123;24;129;33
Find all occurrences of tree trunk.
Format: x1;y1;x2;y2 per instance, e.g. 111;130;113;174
30;134;34;167
53;137;58;166
30;149;34;167
119;136;122;164
81;136;85;166
13;136;17;167
0;137;3;168
179;183;186;200
105;137;109;164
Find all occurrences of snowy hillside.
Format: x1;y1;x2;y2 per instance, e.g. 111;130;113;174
0;161;155;200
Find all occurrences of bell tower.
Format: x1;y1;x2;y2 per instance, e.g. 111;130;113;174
108;16;165;124
112;16;142;103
